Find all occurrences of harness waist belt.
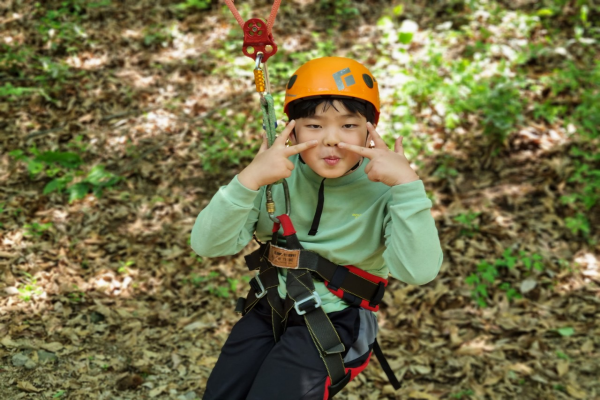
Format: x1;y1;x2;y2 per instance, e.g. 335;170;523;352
262;243;387;312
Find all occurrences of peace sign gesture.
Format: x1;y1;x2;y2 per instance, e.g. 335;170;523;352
238;120;318;190
339;123;419;186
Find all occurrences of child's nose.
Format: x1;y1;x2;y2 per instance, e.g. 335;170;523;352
323;129;340;147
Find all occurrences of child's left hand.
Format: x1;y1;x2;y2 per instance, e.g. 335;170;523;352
338;122;419;186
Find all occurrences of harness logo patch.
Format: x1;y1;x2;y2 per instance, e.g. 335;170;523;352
352;213;362;219
333;68;356;91
268;245;300;269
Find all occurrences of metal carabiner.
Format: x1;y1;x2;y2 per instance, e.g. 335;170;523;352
266;179;291;223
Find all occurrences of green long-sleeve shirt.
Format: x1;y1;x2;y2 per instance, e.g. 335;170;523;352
191;155;443;313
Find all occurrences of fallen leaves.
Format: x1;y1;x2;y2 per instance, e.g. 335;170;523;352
17;381;42;393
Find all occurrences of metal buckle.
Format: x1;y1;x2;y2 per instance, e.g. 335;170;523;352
252;275;267;299
294;291;321;315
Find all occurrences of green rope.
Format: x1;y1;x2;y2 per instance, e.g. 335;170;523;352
261;94;277;147
260;93;282;185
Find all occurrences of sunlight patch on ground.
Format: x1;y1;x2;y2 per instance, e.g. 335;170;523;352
575;252;599;280
152;30;198;63
88;269;135;298
114;68;156;88
65;52;109;70
151;19;231;64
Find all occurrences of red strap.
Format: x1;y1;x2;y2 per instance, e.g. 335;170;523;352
322;353;372;400
222;0;281;35
273;214;296;237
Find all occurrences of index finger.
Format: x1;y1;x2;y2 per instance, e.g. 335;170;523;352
367;123;389;149
338;142;375;159
284;139;318;157
273;120;296;146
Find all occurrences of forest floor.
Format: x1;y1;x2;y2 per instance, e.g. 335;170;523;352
1;1;599;399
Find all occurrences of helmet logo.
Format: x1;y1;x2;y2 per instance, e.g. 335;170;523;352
333;68;356;91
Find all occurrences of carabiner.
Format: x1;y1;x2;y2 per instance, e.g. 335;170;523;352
266;179;291;223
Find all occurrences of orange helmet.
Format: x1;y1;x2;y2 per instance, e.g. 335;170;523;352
284;57;380;124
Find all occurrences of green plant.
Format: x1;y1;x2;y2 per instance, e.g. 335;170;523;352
17;272;43;301
36;0;89;52
53;390;66;399
10;148;122;203
450;389;474;399
466;248;545;307
24;222;53;237
182;272;238;298
118;260;135;274
142;24;176;49
319;0;359;26
0;83;49;101
557;327;575;337
432;155;459;179
200;111;260;173
175;0;210;11
453;211;481;237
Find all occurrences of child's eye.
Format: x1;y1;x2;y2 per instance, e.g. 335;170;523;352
306;125;321;129
343;124;358;129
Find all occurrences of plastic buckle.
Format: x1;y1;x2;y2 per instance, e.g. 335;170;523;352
251;275;267;299
294;291;322;315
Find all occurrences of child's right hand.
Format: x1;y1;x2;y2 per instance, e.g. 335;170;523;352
238;120;317;191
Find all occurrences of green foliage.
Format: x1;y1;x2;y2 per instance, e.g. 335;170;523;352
453;211;481;237
52;390;66;399
17;272;43;302
24;222;53;237
118;260;135;274
182;271;238;298
35;0;90;52
175;0;211;11
199;111;260;173
9;148;122;203
142;24;177;49
0;83;49;102
466;248;545;307
68;286;85;303
319;0;359;26
557;327;575;337
450;389;474;399
433;155;459;179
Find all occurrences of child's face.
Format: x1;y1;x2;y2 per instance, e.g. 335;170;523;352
290;100;369;179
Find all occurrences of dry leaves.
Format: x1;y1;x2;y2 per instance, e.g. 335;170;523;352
1;0;599;399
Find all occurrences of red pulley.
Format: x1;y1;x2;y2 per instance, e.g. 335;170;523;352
242;18;278;62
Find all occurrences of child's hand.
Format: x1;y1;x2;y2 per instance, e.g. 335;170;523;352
238;120;318;190
339;122;419;186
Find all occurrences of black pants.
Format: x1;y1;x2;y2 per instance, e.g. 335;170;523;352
203;297;375;400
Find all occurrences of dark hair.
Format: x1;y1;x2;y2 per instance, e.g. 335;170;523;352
287;97;376;124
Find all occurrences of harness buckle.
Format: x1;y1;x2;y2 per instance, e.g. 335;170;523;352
250;275;267;299
294;291;322;315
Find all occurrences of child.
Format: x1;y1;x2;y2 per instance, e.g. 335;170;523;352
191;57;443;400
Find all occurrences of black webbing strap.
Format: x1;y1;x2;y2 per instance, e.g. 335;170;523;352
266;244;386;307
286;268;347;386
373;339;401;390
238;245;291;341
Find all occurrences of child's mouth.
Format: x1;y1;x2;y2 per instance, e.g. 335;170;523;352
324;157;340;165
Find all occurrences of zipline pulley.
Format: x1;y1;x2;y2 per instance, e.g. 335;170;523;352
222;0;289;222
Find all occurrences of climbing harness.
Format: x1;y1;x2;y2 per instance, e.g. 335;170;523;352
235;215;401;398
221;4;400;397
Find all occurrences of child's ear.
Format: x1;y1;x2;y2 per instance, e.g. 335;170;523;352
289;128;298;145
